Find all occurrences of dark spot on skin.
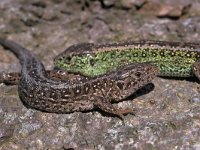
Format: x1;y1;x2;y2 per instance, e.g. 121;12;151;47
57;57;63;62
64;56;72;64
28;70;36;77
102;78;108;84
102;57;106;61
135;72;141;78
160;64;165;70
144;48;150;52
160;51;165;57
83;83;90;94
103;81;108;87
185;52;191;58
89;58;95;66
52;105;61;111
61;89;71;99
109;80;113;87
117;82;124;90
169;52;175;57
36;90;45;97
151;51;157;57
96;81;101;86
126;82;132;89
74;86;82;95
176;52;182;58
141;52;146;57
110;51;116;58
67;103;73;107
93;82;97;88
118;51;125;58
131;80;137;86
133;53;138;57
196;54;200;59
50;91;58;99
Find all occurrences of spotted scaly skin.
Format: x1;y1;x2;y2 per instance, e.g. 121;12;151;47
0;39;158;120
54;41;200;80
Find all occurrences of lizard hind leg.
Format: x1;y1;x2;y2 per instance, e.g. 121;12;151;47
94;98;134;124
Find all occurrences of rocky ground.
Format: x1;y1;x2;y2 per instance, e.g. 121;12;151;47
0;0;200;149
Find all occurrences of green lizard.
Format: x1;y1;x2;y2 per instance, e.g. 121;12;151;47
54;41;200;80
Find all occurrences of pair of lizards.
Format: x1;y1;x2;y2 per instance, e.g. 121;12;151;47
0;38;200;121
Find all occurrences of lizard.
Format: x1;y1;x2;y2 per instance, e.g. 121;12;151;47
0;38;158;121
54;41;200;80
